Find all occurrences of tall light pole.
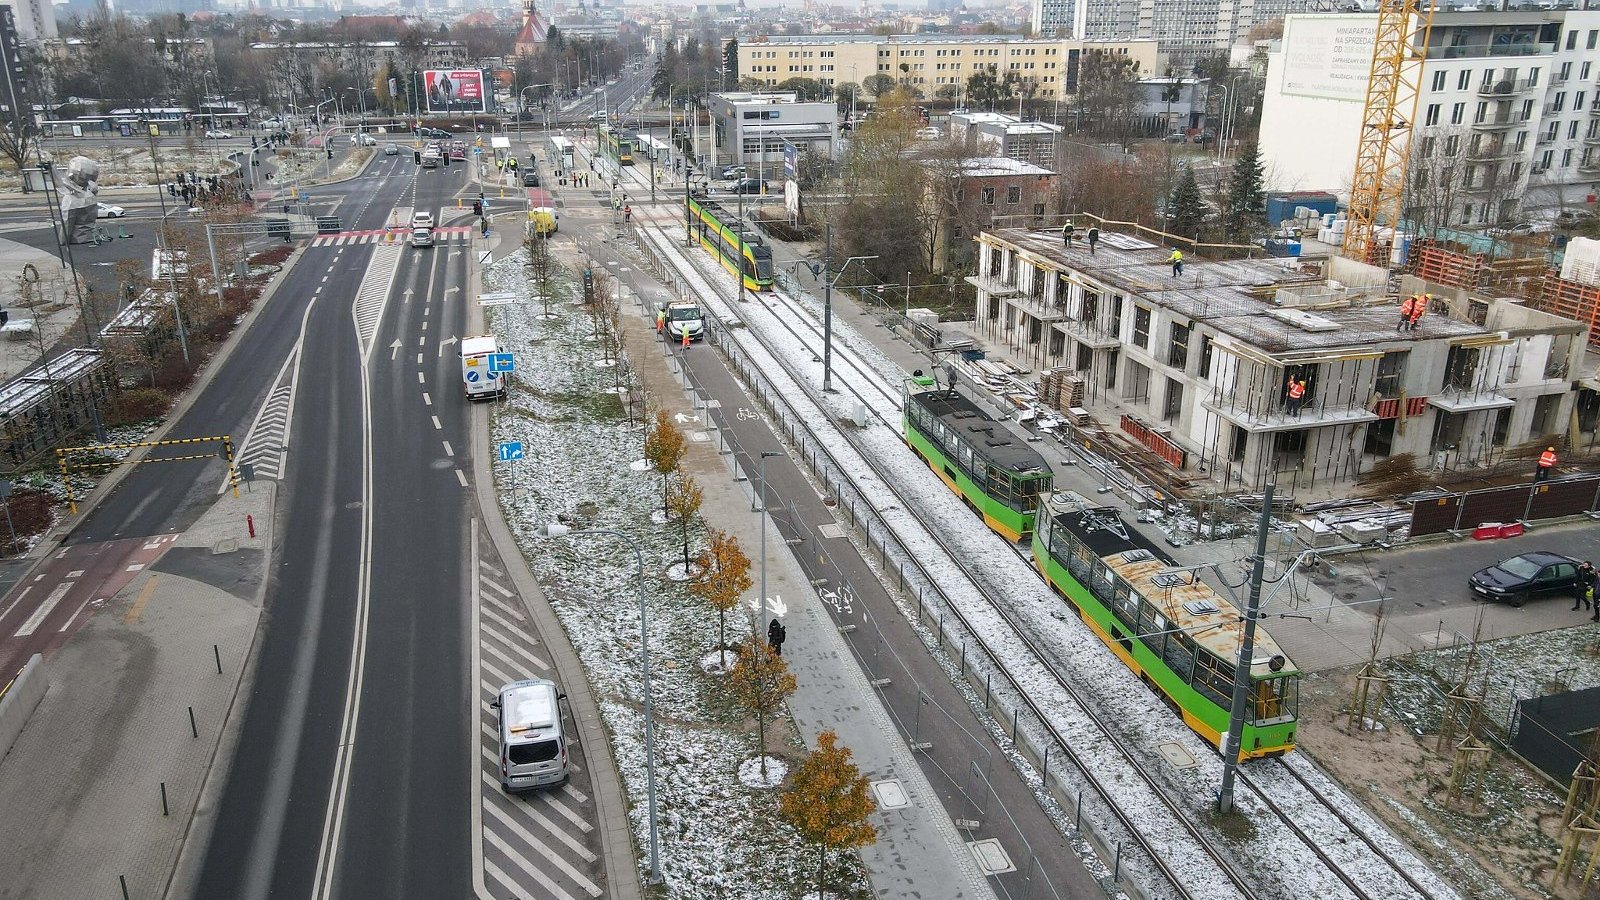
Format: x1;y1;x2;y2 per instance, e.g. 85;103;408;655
1216;479;1272;814
808;237;878;393
536;524;663;884
756;451;781;633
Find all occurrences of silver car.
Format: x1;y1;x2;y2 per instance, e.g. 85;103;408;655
493;679;569;792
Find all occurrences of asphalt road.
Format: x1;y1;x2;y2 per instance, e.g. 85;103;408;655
187;149;479;898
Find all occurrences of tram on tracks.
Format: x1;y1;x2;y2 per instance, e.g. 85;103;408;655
1032;498;1299;758
901;374;1300;758
901;374;1053;542
598;125;634;165
685;194;774;293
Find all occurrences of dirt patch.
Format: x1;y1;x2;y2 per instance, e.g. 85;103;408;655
1300;667;1580;899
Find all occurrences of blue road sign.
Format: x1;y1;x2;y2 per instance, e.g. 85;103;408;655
466;369;481;383
497;441;524;462
488;353;515;374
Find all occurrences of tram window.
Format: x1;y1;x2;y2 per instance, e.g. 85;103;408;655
1069;539;1095;580
1162;632;1194;680
959;442;974;471
1111;581;1138;626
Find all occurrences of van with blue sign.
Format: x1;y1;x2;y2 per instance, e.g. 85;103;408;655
460;334;505;400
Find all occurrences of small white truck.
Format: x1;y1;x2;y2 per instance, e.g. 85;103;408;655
662;300;705;342
460;334;506;400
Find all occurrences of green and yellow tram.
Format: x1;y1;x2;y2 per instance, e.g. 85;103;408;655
599;125;634;165
901;375;1053;542
1031;498;1299;759
686;194;774;292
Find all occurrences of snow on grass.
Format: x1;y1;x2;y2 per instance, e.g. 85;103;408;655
739;756;788;789
638;220;1461;900
483;248;869;899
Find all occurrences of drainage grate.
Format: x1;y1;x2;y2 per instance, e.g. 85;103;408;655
818;524;845;539
870;779;909;810
967;839;1016;875
1157;741;1199;769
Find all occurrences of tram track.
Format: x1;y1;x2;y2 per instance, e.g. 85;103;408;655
634;218;1458;900
639;219;1250;900
737;240;1462;900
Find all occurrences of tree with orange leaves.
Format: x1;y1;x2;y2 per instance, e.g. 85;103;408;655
729;635;796;780
642;409;686;517
779;729;878;896
688;526;752;666
664;473;704;570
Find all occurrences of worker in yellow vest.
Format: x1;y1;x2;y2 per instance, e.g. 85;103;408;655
656;307;665;335
1537;446;1558;482
1169;248;1184;277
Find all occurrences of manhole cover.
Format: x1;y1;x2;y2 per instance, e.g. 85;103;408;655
967;839;1015;875
818;524;845;539
1157;741;1198;769
691;431;712;443
870;779;909;810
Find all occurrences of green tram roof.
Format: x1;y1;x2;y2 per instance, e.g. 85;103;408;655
687;195;768;249
909;385;1050;476
1042;498;1298;679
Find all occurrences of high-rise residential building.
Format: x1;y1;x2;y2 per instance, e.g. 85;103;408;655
0;5;27;137
1;0;55;43
1034;0;1321;65
737;34;1161;102
1260;10;1600;224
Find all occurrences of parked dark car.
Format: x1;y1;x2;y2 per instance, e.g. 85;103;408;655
1468;551;1582;606
729;177;768;195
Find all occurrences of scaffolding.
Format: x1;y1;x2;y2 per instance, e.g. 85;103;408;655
0;350;117;470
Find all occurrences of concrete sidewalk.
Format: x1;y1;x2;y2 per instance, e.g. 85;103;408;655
0;483;271;900
612;261;1004;899
0;235;85;382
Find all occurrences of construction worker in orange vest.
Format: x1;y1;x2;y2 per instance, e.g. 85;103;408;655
1286;377;1307;417
681;326;691;350
1406;294;1429;331
1537;446;1558;482
656;307;665;335
1397;295;1416;331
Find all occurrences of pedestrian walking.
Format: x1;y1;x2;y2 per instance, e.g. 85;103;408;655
767;618;786;657
1573;561;1596;611
1169;248;1184;277
1087;226;1099;254
1062;219;1076;248
655;307;665;335
681;328;690;350
1286;377;1307;417
1536;446;1559;481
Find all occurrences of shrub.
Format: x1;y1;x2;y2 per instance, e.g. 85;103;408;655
0;488;55;553
105;388;172;426
247;245;294;267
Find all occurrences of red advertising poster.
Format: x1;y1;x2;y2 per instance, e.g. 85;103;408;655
424;69;486;113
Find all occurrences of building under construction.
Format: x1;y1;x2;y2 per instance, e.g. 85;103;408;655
968;226;1594;494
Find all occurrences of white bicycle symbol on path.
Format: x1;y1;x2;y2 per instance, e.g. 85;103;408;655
736;407;766;423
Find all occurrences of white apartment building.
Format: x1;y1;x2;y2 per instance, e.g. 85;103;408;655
1032;0;1321;63
968;226;1590;492
709;91;838;172
949;111;1064;168
2;0;55;43
1261;11;1600;225
737;34;1162;102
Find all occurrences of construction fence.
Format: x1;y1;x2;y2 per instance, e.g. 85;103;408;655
1409;474;1600;538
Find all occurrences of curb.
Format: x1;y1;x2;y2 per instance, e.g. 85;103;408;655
39;244;308;552
465;240;646;900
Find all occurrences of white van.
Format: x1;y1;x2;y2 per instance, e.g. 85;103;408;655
663;300;705;342
460;334;505;400
492;679;569;792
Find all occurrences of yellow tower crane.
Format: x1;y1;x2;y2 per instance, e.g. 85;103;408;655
1342;0;1436;265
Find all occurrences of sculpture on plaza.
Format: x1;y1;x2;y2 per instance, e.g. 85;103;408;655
58;155;101;244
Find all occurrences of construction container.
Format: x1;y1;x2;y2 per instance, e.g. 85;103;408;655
1266;192;1339;228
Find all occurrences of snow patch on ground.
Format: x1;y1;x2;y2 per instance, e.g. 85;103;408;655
739;756;788;789
483;248;866;898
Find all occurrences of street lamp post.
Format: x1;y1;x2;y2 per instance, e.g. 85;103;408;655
808;235;878;393
756;451;781;633
1216;479;1273;814
536;523;663;883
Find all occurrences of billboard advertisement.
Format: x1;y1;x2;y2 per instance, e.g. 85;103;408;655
1277;15;1378;103
424;69;487;113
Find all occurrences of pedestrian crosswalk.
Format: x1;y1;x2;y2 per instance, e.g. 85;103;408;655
311;226;473;247
474;543;605;900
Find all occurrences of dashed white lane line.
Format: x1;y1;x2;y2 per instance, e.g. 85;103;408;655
416;352;423;364
14;581;72;637
431;415;442;430
417;372;425;383
442;440;454;457
456;469;468;487
418;334;426;346
423;392;433;406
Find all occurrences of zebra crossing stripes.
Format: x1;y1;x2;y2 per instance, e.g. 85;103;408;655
474;543;605;900
229;346;299;490
311;226;473;247
353;243;403;357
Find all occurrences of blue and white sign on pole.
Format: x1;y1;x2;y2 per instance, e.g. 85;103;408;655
488;352;515;374
496;441;524;462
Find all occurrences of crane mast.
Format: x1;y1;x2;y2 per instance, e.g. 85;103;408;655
1342;0;1435;265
